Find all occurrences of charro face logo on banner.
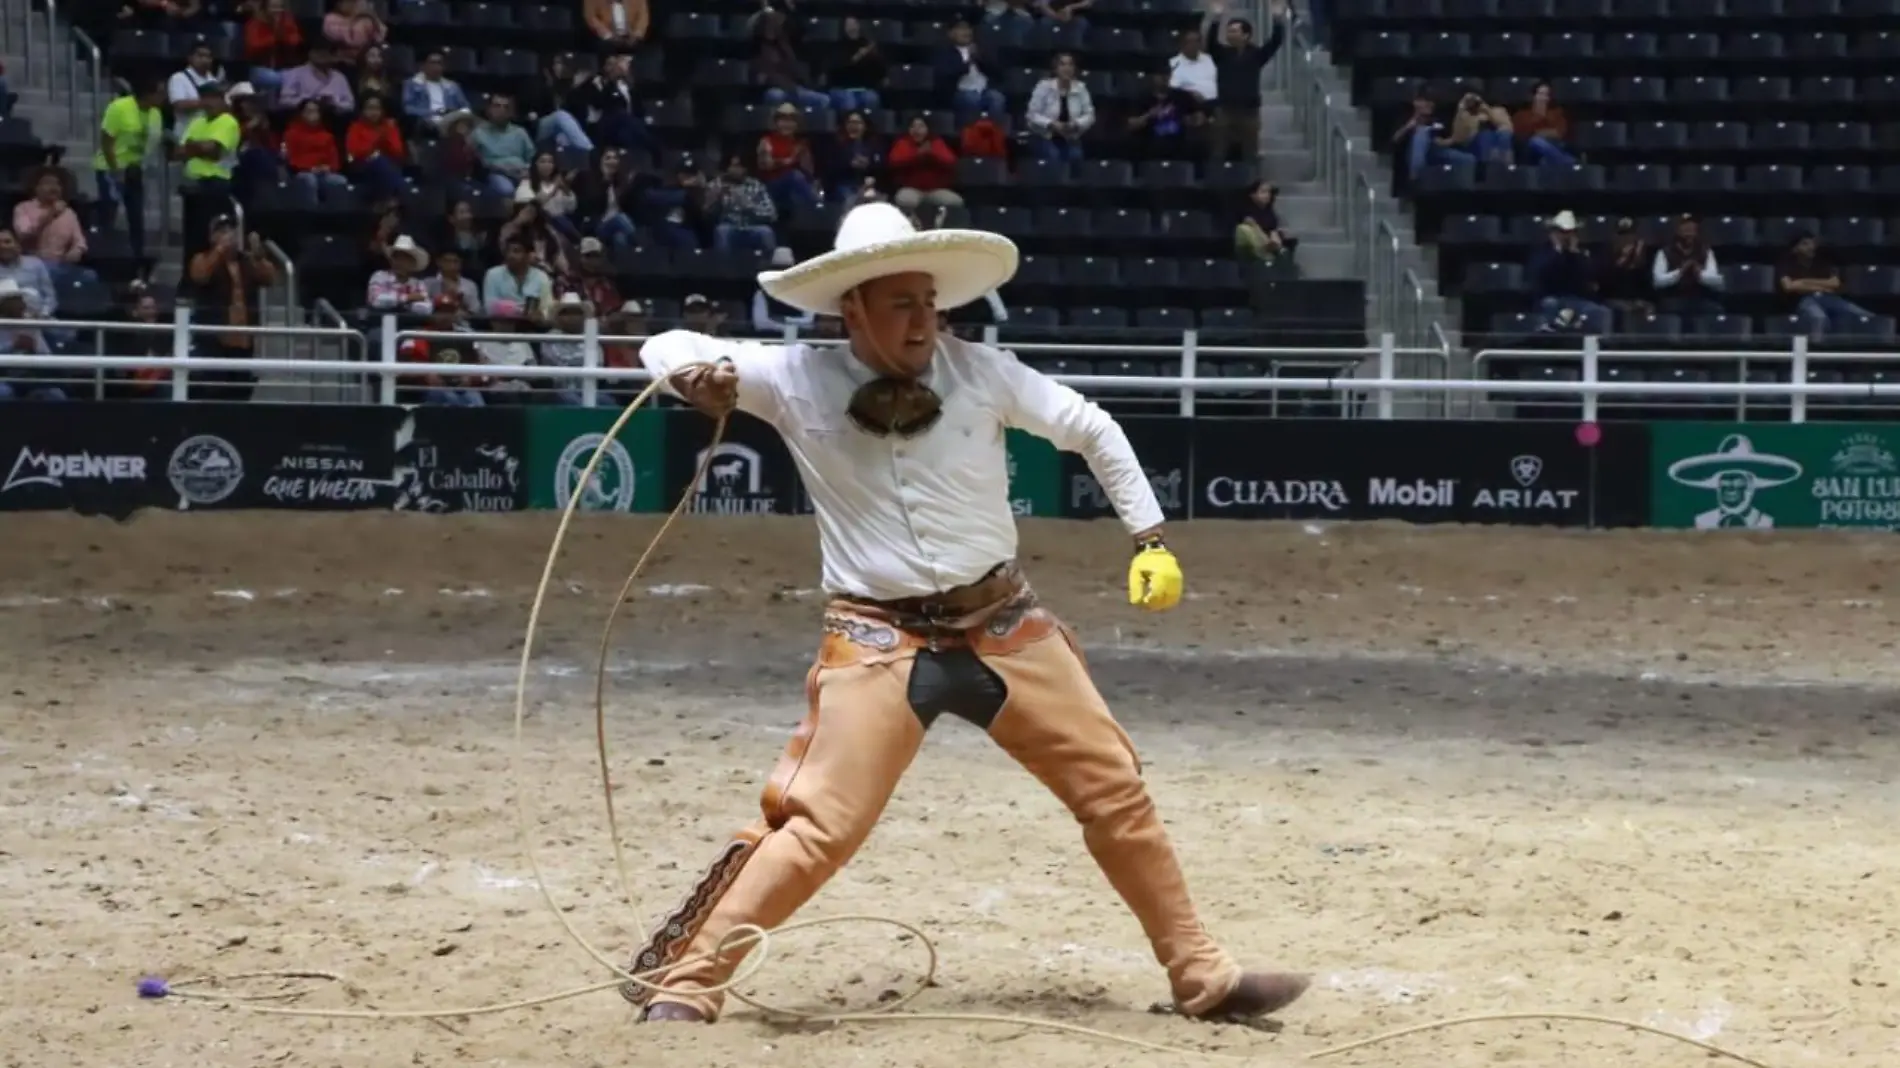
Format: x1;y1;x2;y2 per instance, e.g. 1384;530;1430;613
555;431;636;512
1471;453;1581;512
2;446;149;495
691;442;778;514
1665;433;1803;529
165;435;244;507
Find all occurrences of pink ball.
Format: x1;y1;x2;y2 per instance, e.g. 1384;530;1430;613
1575;422;1602;448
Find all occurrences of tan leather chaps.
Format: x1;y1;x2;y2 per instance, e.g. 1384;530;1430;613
620;567;1241;1020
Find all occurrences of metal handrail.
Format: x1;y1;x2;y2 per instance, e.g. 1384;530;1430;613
70;26;104;149
265;239;298;314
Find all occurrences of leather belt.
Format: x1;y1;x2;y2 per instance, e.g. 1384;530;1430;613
836;562;1023;628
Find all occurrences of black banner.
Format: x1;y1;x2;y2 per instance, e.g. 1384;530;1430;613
662;409;803;515
1189;420;1650;527
0;401;180;519
391;407;528;513
1061;416;1192;521
159;403;407;511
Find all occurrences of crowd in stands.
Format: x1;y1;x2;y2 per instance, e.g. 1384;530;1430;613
0;0;1309;405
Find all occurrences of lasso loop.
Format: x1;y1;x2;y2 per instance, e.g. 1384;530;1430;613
139;366;1794;1068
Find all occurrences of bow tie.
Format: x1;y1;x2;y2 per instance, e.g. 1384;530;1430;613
847;377;943;438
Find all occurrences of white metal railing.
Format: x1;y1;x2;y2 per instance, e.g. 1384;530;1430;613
1472;337;1900;423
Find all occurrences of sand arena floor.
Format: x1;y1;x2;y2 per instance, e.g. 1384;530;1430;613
3;513;1898;1068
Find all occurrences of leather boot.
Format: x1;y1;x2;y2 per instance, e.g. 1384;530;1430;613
1183;971;1311;1021
641;1002;709;1024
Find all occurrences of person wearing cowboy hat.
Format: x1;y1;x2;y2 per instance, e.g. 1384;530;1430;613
367;234;433;315
0;277;59;402
624;201;1309;1027
1528;210;1610;333
1666;433;1803;530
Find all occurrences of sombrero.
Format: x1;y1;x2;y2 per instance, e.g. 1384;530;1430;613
1666;433;1803;488
756;201;1017;317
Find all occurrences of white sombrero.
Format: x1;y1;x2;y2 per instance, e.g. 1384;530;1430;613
756;202;1017;317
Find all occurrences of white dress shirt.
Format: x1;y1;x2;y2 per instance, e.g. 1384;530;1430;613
641;330;1164;601
1169;51;1219;102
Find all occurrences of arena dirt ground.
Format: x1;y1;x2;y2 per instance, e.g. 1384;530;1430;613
3;513;1898;1068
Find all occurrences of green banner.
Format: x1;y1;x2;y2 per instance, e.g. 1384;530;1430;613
1651;423;1900;530
1005;428;1061;517
525;407;667;512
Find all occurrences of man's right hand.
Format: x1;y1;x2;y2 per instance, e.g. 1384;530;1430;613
670;362;738;417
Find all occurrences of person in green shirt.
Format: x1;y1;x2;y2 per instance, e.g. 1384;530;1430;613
92;78;164;262
174;81;242;258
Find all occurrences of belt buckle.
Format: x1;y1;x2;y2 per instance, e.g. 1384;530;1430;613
917;600;952;652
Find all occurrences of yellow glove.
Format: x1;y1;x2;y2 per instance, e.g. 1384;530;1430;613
1128;538;1184;612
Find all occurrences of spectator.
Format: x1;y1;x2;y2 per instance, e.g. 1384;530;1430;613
367;234;433;314
185;218;278;401
1026;52;1094;163
355;45;393;101
1039;0;1092;28
398;295;486;406
682;292;726;335
520;151;582;241
1779;233;1873;336
1395;86;1446;179
166;42;227;137
584;0;648;46
887;115;962;213
366;200;404;265
402;51;472;136
93;79;164;263
1167;28;1218;111
569;54;655;154
708;153;779;253
473;96;537;197
574;148;639;248
175;80;241;255
1446;90;1513;165
284;98;350;195
1512;80;1575;167
757;103;821;215
822;109;885;203
1202;0;1286;165
932;21;1005;126
499;187;574;283
639;157;707;250
755;10;827;112
522;56;594;152
243;0;304;92
1530;210;1611;331
984;0;1037;25
279;43;356;115
601;299;646;376
1233;179;1296;268
0;229;55;317
424;246;482;311
0;279;57;402
752;246;816;333
322;0;386;64
482;236;555;320
436;112;482;191
229;83;284;198
346;93;407;201
105;283;171;399
537;293;598;405
1124;70;1204;162
13;170;89;288
1652;214;1725;318
823;17;886;114
472;310;539;399
574;237;622;312
1596;217;1654;321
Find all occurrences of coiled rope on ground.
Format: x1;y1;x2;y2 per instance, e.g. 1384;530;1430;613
144;365;1790;1068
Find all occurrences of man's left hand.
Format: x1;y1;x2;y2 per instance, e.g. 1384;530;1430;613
1128;538;1183;612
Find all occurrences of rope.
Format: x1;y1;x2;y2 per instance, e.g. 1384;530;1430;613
137;364;1792;1068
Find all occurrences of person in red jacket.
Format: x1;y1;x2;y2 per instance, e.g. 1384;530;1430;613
243;0;305;92
282;98;349;196
345;93;407;202
886;114;963;214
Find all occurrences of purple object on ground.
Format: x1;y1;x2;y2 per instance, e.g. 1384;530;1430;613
137;977;170;998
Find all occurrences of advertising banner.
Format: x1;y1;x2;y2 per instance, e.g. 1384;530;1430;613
1189;419;1650;526
662;410;803;515
391;407;529;513
1060;417;1193;521
1005;428;1062;517
1650;423;1900;530
158;403;407;511
0;401;181;519
525;406;667;513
